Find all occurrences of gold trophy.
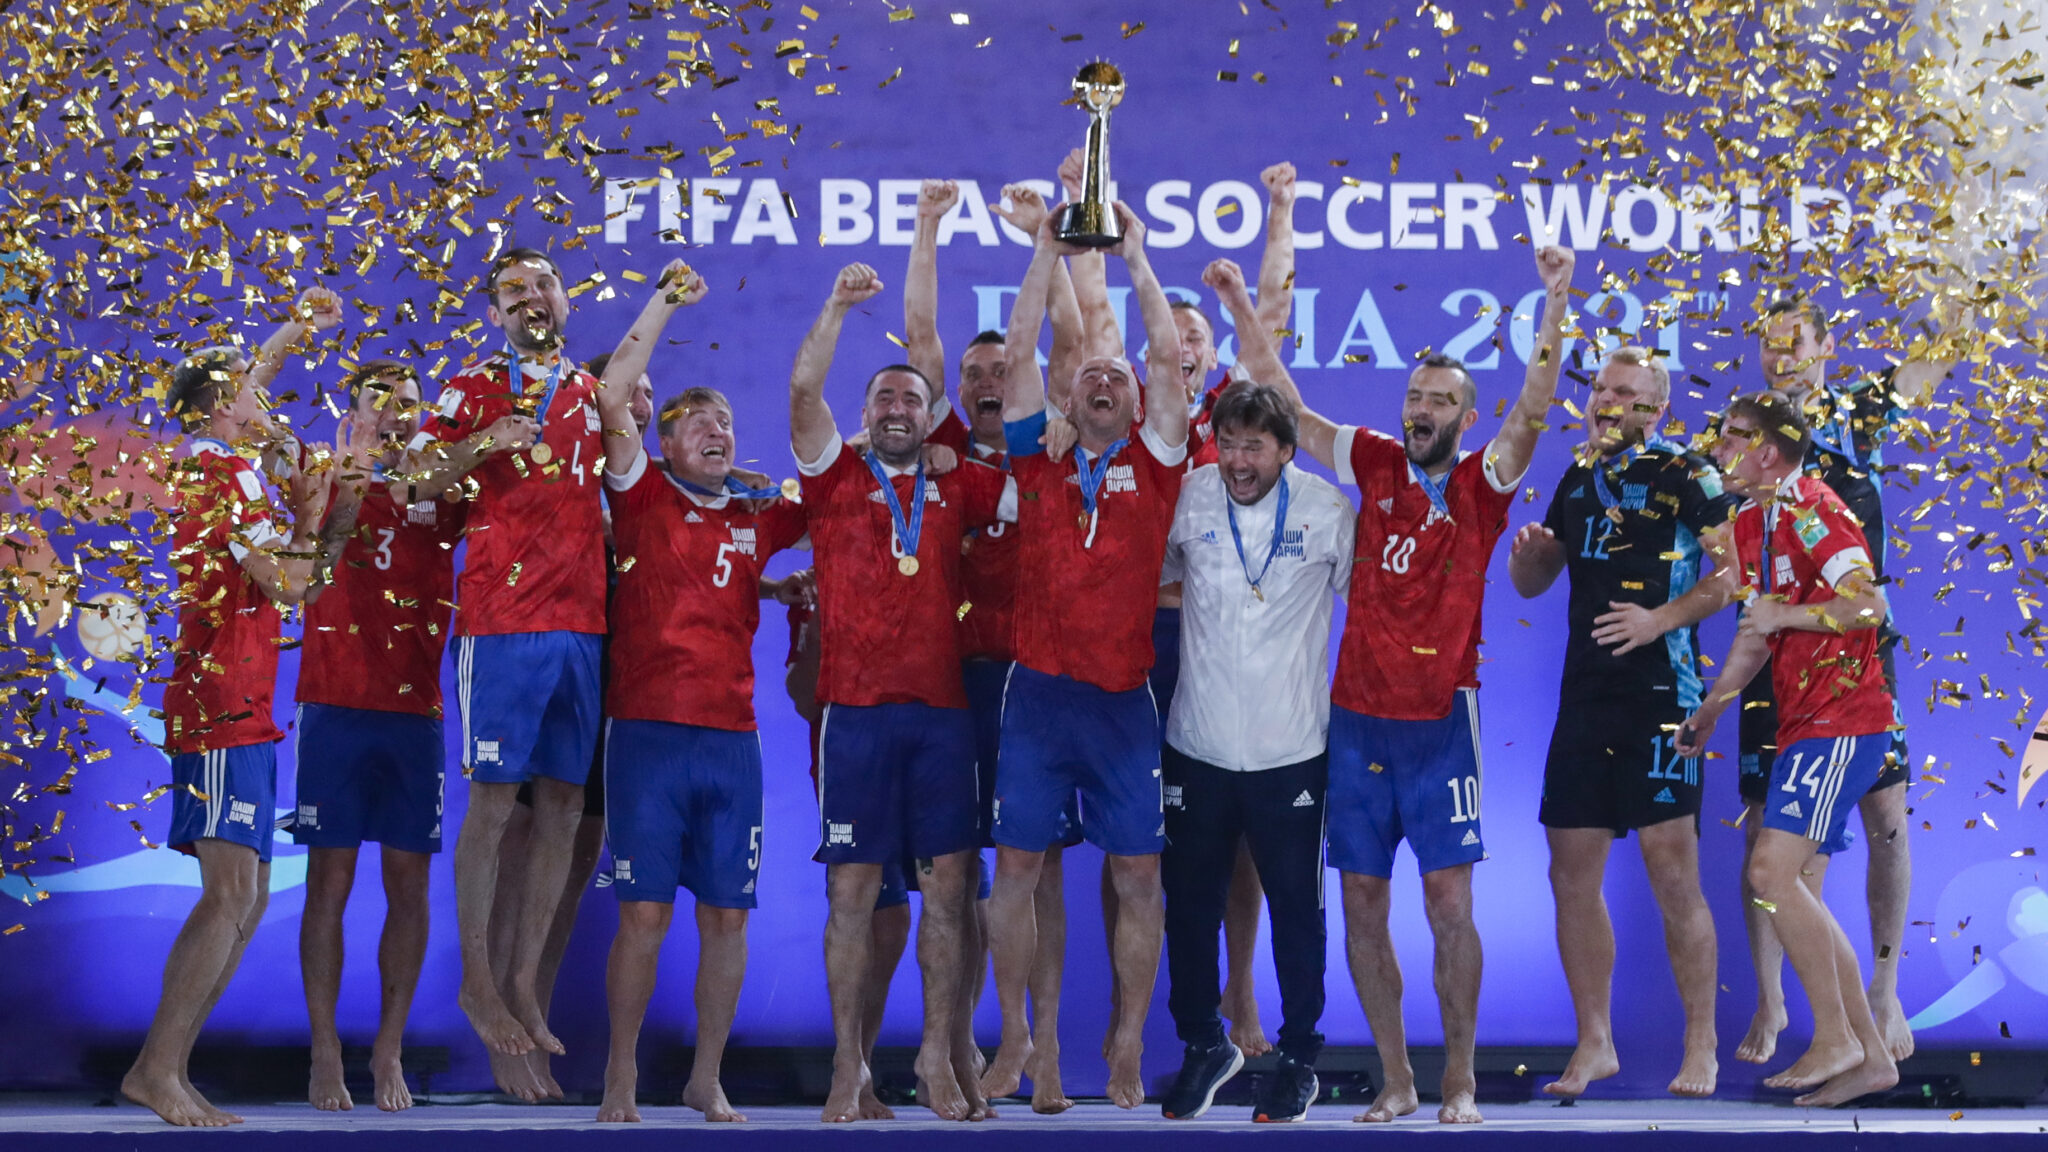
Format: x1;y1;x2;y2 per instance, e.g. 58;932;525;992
1055;61;1126;248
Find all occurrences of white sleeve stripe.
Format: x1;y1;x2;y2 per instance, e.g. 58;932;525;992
604;444;648;490
796;432;843;477
1819;547;1873;590
1479;437;1523;493
1139;422;1187;467
996;475;1020;524
1333;425;1359;487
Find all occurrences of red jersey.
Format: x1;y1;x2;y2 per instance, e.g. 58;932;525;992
1187;379;1228;471
421;352;606;636
604;451;809;729
1008;419;1185;693
1332;425;1516;721
799;438;1008;709
931;409;1019;661
297;492;465;716
1733;473;1893;745
162;440;288;755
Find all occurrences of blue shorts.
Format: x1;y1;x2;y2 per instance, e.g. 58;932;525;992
290;704;444;854
169;743;278;863
1327;693;1486;877
995;665;1162;857
1149;607;1183;714
816;702;979;866
457;631;603;786
965;659;1084;851
604;719;763;908
874;852;995;910
1762;733;1888;855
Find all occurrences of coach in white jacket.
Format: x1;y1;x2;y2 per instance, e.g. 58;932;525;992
1156;365;1356;1124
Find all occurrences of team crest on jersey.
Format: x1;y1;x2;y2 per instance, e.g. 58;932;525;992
406;501;438;526
1794;509;1829;548
1620;483;1649;511
1774;554;1795;588
1104;464;1137;494
728;525;759;556
585;403;601;432
1276;526;1306;558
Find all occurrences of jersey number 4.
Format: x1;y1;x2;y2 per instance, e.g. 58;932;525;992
1381;534;1417;574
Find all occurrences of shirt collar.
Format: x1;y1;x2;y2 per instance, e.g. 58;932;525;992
1770;469;1802;503
188;437;231;458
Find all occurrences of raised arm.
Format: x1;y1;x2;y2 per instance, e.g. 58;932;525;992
1487;245;1577;486
1056;149;1124;365
247;286;345;396
1202;257;1337;468
905;179;958;393
1115;203;1187;450
1254;163;1299;334
999;188;1061;423
246;423;362;604
599;259;707;474
791;264;884;465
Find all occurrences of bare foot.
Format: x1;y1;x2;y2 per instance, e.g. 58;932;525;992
1764;1039;1865;1091
1438;1088;1482;1124
952;1045;995;1121
914;1046;970;1120
1735;1006;1787;1065
1026;1043;1074;1114
857;1082;895;1120
1669;1047;1718;1098
979;1034;1032;1100
122;1069;227;1128
683;1078;747;1122
460;984;537;1056
596;1077;641;1123
1355;1081;1419;1122
489;1048;545;1103
1543;1041;1620;1099
1225;995;1272;1059
371;1051;414;1112
507;991;566;1057
526;1050;565;1100
1871;992;1915;1063
823;1061;871;1123
1795;1052;1898;1108
1105;1036;1146;1110
309;1048;353;1112
180;1072;241;1124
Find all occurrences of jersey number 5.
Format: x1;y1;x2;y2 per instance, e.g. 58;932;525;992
1381;534;1417;574
712;542;737;588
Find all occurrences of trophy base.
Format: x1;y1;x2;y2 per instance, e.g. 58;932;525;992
1055;203;1123;249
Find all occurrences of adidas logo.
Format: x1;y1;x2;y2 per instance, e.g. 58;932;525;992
1654;787;1676;804
685;511;704;523
741;878;756;894
1780;800;1803;819
1377;497;1394;514
1291;790;1314;808
1460;829;1480;847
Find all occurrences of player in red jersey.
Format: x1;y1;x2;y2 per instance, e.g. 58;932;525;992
791;263;1015;1123
1679;391;1899;1108
292;360;465;1114
1258;243;1574;1123
583;260;813;1123
985;193;1189;1111
123;289;359;1127
402;249;622;1062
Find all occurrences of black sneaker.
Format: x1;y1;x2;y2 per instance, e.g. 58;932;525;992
1160;1039;1245;1119
1253;1056;1319;1123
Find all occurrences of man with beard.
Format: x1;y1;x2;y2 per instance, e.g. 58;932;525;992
1732;298;1951;1067
1506;346;1740;1099
791;263;1016;1123
1153;258;1356;1123
405;249;622;1062
1679;391;1899;1108
984;194;1188;1111
1259;243;1575;1123
586;260;812;1123
293;360;464;1114
125;288;359;1126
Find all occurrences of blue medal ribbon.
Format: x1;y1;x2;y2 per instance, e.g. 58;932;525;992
1409;460;1453;521
1805;386;1864;469
674;473;783;500
864;451;926;562
507;342;566;445
1590;436;1683;511
1226;471;1291;600
1074;437;1129;547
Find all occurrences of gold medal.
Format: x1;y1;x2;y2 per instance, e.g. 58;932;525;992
530;441;554;465
1252;584;1264;602
1078;513;1090;529
898;555;920;577
781;477;800;499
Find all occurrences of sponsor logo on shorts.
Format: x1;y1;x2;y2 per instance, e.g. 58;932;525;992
228;799;258;827
1163;784;1184;809
1291;790;1314;808
1653;787;1676;804
828;822;856;846
296;804;320;829
1460;829;1480;847
613;859;633;882
991;799;1002;823
1780;800;1803;819
476;739;500;764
